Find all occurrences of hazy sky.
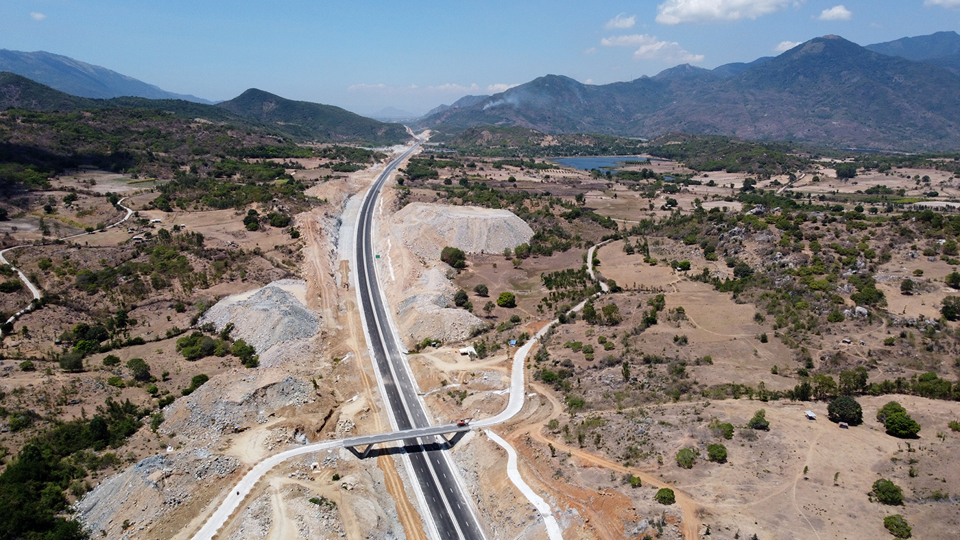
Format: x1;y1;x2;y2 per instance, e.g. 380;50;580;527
3;0;960;116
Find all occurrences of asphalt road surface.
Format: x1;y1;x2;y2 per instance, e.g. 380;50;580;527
354;142;486;540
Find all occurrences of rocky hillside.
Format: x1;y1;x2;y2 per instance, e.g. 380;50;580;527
419;34;960;151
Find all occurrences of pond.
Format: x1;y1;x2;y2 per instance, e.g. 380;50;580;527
549;155;661;171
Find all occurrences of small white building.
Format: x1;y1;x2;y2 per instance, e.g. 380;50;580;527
804;411;817;420
150;218;162;223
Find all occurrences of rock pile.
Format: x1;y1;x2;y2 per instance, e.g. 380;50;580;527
392;202;534;259
199;280;320;367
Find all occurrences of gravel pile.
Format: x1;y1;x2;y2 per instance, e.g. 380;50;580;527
392;202;534;259
200;280;319;356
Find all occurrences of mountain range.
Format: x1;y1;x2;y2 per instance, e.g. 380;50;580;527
0;72;408;146
419;32;960;151
0;49;212;103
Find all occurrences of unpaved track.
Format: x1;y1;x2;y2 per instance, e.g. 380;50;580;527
302;204;428;540
509;379;701;540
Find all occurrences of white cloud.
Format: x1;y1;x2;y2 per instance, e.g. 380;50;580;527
818;5;852;20
635;41;705;63
656;0;796;25
601;34;651;47
605;13;636;29
583;47;598;55
925;0;960;8
601;33;704;63
774;40;801;52
348;82;515;96
600;34;703;64
486;83;518;93
30;12;46;21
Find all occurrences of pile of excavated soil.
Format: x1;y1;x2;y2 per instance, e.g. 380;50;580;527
392;202;534;259
394;268;487;344
200;280;320;367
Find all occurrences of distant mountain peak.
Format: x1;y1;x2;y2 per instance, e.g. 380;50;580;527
417;31;960;151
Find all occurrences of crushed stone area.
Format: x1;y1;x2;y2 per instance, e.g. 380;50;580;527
200;280;319;361
391;202;533;259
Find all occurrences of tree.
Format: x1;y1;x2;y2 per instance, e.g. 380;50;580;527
654;488;675;505
748;409;770;431
877;401;906;424
941;296;960;321
496;292;516;308
872;479;904;505
946;272;960;289
835;163;858;179
582;302;599;324
473;284;489;297
827;310;845;323
601;303;622;325
243;209;260;231
900;279;915;295
453;289;468;307
827;396;863;425
885;412;921;438
676;448;696;469
883;515;911;538
126;358;151;382
812;374;838;400
482;301;495;316
733;262;753;278
440;246;466;269
676;260;691;272
707;443;727;463
838;367;868;395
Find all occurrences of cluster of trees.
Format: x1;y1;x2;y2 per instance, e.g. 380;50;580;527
0;397;147;539
176;329;258;368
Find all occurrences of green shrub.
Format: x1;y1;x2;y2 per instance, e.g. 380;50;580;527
707;443;727;463
827;396;863;425
949;420;960;432
107;376;125;388
473;284;489;297
654;488;675;505
627;475;642;488
19;360;35;371
747;409;770;431
496;291;517;308
126;358;151;381
827;310;845;323
885;412;921;438
676;448;696;469
181;374;210;396
877;401;906;423
440;246;466;269
102;354;120;366
713;422;734;440
872;479;904;505
883;515;911;538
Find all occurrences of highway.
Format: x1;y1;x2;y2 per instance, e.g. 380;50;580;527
354;141;486;540
188;142;600;540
